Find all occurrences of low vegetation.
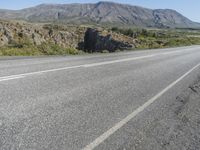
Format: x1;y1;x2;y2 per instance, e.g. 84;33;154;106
0;21;85;56
0;19;200;56
111;27;200;49
0;42;82;56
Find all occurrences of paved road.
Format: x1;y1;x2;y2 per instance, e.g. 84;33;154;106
0;46;200;150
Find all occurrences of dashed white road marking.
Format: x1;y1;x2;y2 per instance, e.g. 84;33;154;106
82;62;200;150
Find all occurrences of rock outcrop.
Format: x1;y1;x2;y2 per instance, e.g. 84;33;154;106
83;28;134;53
0;20;86;49
0;20;136;53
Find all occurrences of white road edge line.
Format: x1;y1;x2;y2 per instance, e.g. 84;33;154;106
0;47;197;82
0;75;25;82
82;55;155;67
82;62;200;150
0;65;82;82
0;54;156;82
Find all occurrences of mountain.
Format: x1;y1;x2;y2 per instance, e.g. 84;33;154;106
0;1;199;28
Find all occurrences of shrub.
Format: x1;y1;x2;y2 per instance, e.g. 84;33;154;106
102;50;109;53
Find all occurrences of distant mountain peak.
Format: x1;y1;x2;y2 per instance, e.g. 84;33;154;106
0;1;199;28
96;1;117;4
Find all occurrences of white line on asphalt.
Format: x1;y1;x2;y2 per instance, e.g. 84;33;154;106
0;75;25;82
82;62;200;150
0;48;197;82
161;48;197;55
162;51;182;55
83;48;199;68
0;65;82;82
82;55;155;67
0;54;156;82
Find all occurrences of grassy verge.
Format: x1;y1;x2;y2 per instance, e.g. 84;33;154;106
111;27;200;49
1;27;200;56
0;43;83;56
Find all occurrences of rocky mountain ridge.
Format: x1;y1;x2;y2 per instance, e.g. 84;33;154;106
0;1;199;28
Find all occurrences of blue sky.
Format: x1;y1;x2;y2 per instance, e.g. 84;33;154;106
1;0;200;22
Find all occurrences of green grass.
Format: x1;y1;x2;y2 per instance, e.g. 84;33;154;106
111;27;200;49
37;43;81;55
1;26;200;56
0;24;84;56
0;42;83;56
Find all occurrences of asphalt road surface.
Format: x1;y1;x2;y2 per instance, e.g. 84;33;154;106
0;46;200;150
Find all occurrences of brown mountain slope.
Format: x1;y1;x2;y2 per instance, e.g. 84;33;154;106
0;1;199;28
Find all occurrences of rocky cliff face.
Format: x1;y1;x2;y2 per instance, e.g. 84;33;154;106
0;20;86;49
0;20;136;53
83;28;134;52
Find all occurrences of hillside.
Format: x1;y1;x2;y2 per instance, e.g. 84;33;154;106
0;1;199;28
0;19;200;56
0;20;138;55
